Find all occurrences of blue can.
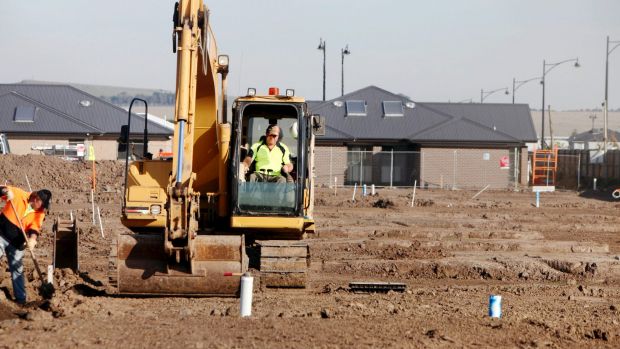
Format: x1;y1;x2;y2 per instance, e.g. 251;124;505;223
489;295;502;318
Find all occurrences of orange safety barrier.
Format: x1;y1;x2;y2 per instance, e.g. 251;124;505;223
531;147;558;186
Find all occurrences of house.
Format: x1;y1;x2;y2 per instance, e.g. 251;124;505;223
309;86;537;189
0;84;173;160
569;128;620;150
567;128;620;163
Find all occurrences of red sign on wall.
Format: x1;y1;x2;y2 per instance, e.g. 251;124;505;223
499;155;510;169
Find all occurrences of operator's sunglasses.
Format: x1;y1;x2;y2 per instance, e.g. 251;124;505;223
267;134;279;138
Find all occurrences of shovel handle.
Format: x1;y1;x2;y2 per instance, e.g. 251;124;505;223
8;200;46;283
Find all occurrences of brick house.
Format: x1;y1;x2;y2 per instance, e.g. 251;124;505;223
309;86;537;189
0;84;172;160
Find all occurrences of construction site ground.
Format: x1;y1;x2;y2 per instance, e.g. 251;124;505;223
0;155;619;348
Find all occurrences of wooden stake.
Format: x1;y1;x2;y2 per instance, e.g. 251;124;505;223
97;206;104;238
472;184;491;200
25;175;32;192
410;180;417;207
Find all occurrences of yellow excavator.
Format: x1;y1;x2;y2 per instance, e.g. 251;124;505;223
109;0;324;295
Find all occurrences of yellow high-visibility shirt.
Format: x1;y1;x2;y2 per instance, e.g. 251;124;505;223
249;141;291;176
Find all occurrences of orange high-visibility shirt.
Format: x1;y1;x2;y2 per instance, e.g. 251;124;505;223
2;186;45;234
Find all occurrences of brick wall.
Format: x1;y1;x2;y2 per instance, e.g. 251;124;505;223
314;145;348;187
420;147;514;189
520;147;529;186
315;145;528;189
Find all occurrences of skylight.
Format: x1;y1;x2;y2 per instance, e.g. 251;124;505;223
382;101;404;117
345;100;366;116
14;106;36;123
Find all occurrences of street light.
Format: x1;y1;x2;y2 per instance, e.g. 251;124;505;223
341;45;351;96
603;36;620;154
480;87;509;103
317;38;326;101
512;76;541;104
540;58;580;148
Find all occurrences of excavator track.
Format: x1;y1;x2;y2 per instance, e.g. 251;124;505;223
259;240;310;288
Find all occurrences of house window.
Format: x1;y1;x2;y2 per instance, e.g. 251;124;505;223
345;100;367;116
382;101;404;117
14;106;36;122
68;139;84;146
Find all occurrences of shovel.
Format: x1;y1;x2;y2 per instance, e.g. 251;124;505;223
9;200;55;299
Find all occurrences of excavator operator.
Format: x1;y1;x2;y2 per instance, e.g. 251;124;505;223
242;124;294;183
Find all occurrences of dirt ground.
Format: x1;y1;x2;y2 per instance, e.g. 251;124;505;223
1;154;620;348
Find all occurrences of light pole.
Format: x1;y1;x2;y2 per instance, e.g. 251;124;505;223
317;38;326;101
603;36;620;155
541;58;580;148
512;77;540;104
480;87;509;103
341;45;350;96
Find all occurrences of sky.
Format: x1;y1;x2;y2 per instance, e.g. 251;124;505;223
2;0;620;110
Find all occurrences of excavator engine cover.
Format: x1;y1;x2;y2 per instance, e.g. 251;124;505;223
110;234;247;296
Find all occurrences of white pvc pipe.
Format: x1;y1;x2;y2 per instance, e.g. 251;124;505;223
334;177;337;196
352;183;357;202
240;273;253;317
47;264;54;285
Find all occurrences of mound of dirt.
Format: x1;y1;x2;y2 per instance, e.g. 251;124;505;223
0;154;124;193
373;199;395;208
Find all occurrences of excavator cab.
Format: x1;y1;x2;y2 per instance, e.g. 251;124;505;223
232;99;306;215
227;91;321;288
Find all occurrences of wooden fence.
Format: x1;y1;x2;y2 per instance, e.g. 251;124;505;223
555;149;620;189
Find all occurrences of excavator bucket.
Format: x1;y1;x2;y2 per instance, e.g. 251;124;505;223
109;234;247;296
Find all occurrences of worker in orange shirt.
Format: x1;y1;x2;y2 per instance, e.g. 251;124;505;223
0;186;51;304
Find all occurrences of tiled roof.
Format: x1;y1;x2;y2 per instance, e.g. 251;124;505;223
310;85;537;144
0;84;172;136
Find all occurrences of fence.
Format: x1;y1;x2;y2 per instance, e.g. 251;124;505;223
556;149;620;189
315;148;523;190
31;143;86;160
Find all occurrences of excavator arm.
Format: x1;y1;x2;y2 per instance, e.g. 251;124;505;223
111;0;243;296
166;0;228;264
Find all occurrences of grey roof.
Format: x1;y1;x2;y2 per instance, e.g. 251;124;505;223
570;128;620;142
310;86;537;145
0;84;172;136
